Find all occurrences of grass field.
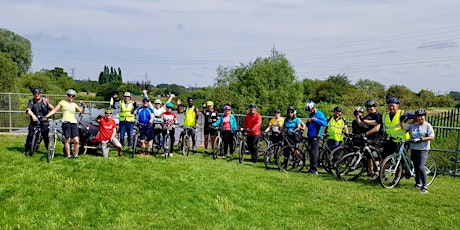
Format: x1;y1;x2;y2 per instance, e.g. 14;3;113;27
0;135;459;229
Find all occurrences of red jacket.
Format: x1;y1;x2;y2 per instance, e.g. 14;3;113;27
243;112;262;136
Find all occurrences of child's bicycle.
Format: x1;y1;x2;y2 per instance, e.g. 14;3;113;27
379;139;437;189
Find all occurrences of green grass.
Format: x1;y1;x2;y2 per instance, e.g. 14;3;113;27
0;135;459;229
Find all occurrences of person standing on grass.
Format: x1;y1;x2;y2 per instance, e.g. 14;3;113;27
264;109;284;145
203;101;219;154
243;104;262;163
304;100;327;175
134;97;155;157
161;102;178;157
212;105;238;158
118;92;136;152
45;89;85;159
24;88;54;154
97;109;123;157
400;108;434;194
177;97;199;153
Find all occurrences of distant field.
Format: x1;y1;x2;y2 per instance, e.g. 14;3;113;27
0;135;459;229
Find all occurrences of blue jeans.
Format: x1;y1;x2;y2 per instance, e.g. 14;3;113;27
119;121;134;147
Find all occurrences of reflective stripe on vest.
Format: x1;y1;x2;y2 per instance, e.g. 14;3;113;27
184;106;196;127
119;101;134;122
327;117;345;141
383;110;409;141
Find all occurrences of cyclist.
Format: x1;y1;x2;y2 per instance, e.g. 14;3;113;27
264;109;284;145
243;103;262;163
304;100;327;175
364;97;410;160
203;101;219;154
212;105;238;158
45;89;85;159
400;108;434;193
355;100;383;178
161;102;178;157
118;92;136;152
98;109;123;157
150;93;175;147
323;106;349;162
177;97;199;153
24;88;54;154
134;97;155;157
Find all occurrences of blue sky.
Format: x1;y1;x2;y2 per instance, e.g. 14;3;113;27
1;0;459;93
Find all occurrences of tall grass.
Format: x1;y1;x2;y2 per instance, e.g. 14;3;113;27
0;135;459;229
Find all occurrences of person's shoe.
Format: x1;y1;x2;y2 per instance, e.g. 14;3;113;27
204;150;208;155
311;171;318;175
22;151;27;155
161;154;165;157
118;153;123;157
128;146;133;152
412;184;422;189
420;187;429;193
145;154;150;157
67;156;72;159
170;153;173;157
74;155;79;159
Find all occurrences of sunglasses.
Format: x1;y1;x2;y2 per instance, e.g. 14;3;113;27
67;95;75;98
105;113;112;115
33;93;41;95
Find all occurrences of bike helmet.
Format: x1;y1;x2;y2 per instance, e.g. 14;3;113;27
364;99;376;107
187;96;194;101
224;105;231;110
66;89;76;96
142;96;150;101
304;100;315;111
154;99;162;104
386;97;400;105
249;103;257;108
165;102;174;108
207;101;214;106
355;107;364;113
274;109;281;114
287;106;295;113
31;88;41;94
415;108;427;116
104;109;113;114
333;106;342;112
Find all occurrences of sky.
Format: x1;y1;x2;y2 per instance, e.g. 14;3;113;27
1;0;459;93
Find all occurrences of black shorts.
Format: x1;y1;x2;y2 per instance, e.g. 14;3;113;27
62;122;78;138
204;128;217;136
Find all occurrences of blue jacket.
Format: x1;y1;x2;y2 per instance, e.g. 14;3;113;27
307;109;327;138
212;114;238;133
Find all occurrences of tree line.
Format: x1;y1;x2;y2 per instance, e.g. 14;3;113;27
1;28;459;117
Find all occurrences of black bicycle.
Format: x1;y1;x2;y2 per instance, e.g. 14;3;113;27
264;130;305;172
28;116;48;157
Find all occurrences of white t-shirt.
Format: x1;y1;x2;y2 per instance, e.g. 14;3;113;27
407;122;435;150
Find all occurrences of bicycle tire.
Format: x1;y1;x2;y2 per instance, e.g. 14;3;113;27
426;155;437;186
379;154;402;188
264;143;281;169
276;146;305;172
131;133;139;159
257;138;269;157
183;135;190;156
29;129;40;157
322;146;345;174
213;137;222;160
47;133;57;163
238;140;245;164
335;152;365;181
164;135;171;159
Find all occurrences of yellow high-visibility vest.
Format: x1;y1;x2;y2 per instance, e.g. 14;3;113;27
119;100;135;122
383;110;409;141
327;117;345;141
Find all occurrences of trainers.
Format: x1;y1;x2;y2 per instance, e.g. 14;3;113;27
170;153;173;157
67;156;72;159
420;187;429;193
311;171;318;175
74;155;79;159
412;184;422;189
204;150;208;155
128;147;133;152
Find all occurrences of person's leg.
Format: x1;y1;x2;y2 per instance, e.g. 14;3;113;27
71;124;80;157
119;121;126;148
24;124;34;152
169;129;175;153
308;138;320;173
188;128;196;151
204;129;209;152
111;137;123;156
127;122;134;150
101;140;109;157
41;124;50;150
222;131;229;156
210;134;216;151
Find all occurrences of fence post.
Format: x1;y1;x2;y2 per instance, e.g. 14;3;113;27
8;93;12;133
455;129;460;176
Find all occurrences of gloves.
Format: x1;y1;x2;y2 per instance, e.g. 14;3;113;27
411;138;422;143
353;110;359;116
400;115;407;122
133;101;137;108
359;116;365;122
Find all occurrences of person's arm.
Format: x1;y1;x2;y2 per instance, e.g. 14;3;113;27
366;124;380;136
254;114;262;132
44;96;55;111
194;107;199;128
323;126;328;136
364;119;378;126
46;102;62;118
315;113;328;127
264;122;273;132
212;116;222;127
76;101;85;114
299;119;306;130
148;109;154;124
343;123;349;135
25;99;39;122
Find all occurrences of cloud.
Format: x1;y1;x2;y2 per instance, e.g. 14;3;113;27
24;31;70;41
417;42;458;50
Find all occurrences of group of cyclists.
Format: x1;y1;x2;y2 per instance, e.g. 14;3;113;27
24;88;435;193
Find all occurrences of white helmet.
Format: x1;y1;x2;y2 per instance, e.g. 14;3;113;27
66;89;76;96
304;100;315;111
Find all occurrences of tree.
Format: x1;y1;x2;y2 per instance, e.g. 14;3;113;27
0;52;19;91
386;85;417;106
448;91;460;101
0;28;32;75
314;74;355;104
98;65;122;84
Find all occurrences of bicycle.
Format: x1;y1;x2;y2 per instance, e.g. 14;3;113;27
335;135;382;181
379;140;437;189
159;125;175;159
264;130;305;172
178;126;194;156
46;119;65;163
235;129;269;163
131;122;149;158
28;116;48;157
212;127;223;160
320;133;357;174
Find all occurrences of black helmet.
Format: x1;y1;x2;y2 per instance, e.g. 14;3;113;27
287;106;295;113
274;109;281;114
415;108;427;116
386;97;400;105
31;88;41;94
249;103;257;108
364;100;376;107
333;106;342;112
187;96;194;101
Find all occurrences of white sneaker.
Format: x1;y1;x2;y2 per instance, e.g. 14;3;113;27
170;153;173;157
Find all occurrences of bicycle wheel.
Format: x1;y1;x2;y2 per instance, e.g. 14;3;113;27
379;154;402;188
164;135;171;159
264;144;281;169
335;152;365;181
238;140;245;164
182;135;190;156
29;129;40;157
426;155;437;186
277;146;305;172
322;146;345;174
47;133;57;163
213;137;222;160
131;133;139;159
231;136;240;160
257;138;269;157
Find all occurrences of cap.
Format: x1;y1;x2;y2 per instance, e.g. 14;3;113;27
249;103;257;108
207;101;214;106
123;92;131;97
224;105;231;110
154;99;162;104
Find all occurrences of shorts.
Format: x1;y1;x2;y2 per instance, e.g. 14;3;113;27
101;138;121;157
204;128;217;136
62;122;78;138
139;125;153;141
270;133;282;144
